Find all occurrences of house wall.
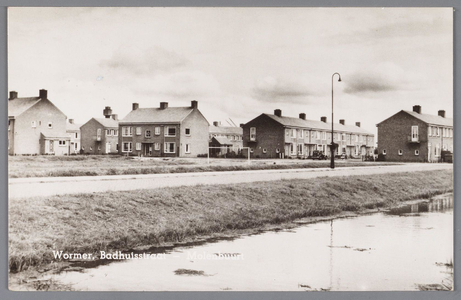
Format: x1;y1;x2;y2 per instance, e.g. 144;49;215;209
242;115;285;158
180;109;209;157
80;118;118;154
11;99;67;155
67;129;81;154
377;111;429;162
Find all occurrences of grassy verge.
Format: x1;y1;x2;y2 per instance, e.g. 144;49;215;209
8;155;398;178
9;170;452;273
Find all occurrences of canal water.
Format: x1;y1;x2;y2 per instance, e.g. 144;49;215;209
53;194;453;291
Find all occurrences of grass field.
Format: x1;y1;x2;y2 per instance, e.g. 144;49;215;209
8;155;398;178
9;169;452;273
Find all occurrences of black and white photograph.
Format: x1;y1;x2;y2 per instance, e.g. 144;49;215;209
7;7;453;291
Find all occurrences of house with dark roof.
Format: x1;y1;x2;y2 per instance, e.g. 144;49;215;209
376;105;453;162
118;101;209;157
8;89;71;155
66;119;82;154
242;109;374;159
209;121;243;157
80;107;119;154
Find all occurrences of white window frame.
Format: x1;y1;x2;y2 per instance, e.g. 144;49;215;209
154;142;160;151
114;130;118;136
415;150;420;156
185;127;191;136
164;142;176;153
316;131;320;139
250;127;256;141
110;129;115;136
122;126;132;137
58;140;66;146
145;130;151;138
398;149;403;156
154;127;160;135
290;143;296;155
291;129;296;138
48;122;53;129
136;142;141;151
165;126;176;137
185;144;191;154
122;142;132;152
31;121;36;128
322;132;327;140
262;148;267;154
411;125;419;142
97;128;102;140
276;148;280;153
382;149;386;155
299;130;304;138
136;127;142;136
106;129;111;136
297;144;303;155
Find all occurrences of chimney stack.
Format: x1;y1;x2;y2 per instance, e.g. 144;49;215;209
9;91;17;100
339;119;345;125
438;110;446;118
274;109;282;117
355;122;361;127
191;100;198;109
69;119;74;124
213;121;220;127
132;103;139;111
103;106;112;118
299;113;306;120
413;105;421;114
321;116;327;123
240;123;244;128
111;114;118;121
39;89;47;99
160;102;168;109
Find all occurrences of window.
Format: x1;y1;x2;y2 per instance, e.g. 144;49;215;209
58;140;66;146
428;126;432;137
8;120;10;131
415;150;420;156
110;129;115;136
154;143;160;151
164;142;175;153
276;148;280;153
322;132;327;140
74;143;78;150
297;144;303;155
165;127;176;137
75;132;78;139
122;142;132;152
185;144;191;153
291;129;296;138
106;130;111;136
136;142;141;151
114;130;118;136
136;127;142;136
355;135;359;142
290;143;295;154
299;130;303;138
316;131;320;139
145;130;151;138
39;121;41;126
262;148;267;153
116;144;119;151
398;149;403;156
31;121;36;128
155;127;161;135
250;127;256;141
411;126;419;142
90;146;93;151
122;126;132;137
48;122;53;128
185;128;191;136
341;134;346;141
311;131;315;140
382;149;386;155
97;128;102;140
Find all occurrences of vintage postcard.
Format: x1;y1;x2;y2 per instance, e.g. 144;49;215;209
7;7;453;291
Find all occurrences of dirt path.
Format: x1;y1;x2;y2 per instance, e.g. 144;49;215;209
8;163;452;199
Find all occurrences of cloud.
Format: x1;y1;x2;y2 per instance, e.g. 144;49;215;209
252;76;319;103
100;46;189;75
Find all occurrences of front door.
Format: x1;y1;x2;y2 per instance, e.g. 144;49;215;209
144;144;153;156
106;143;111;154
49;140;54;153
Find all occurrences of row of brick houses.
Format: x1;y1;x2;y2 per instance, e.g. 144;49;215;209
243;110;375;159
7;89;453;162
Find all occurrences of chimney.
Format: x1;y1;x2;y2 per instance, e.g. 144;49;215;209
160;102;168;109
274;109;282;117
355;122;361;127
103;106;112;118
39;89;47;99
438;110;446;118
69;119;74;124
191;100;198;109
413;105;421;114
299;113;306;120
339;119;345;125
213;121;220;127
111;114;118;121
9;91;17;100
240;123;244;128
132;103;139;111
321;116;327;123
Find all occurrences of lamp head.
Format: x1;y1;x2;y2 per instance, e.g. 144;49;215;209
338;75;342;82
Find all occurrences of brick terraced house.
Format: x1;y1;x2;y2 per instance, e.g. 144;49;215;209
8;89;71;155
80;107;119;154
118;101;209;157
376;105;453;162
242;109;374;159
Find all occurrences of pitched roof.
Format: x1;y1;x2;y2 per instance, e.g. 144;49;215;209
66;122;82;131
94;118;119;128
402;110;453;127
212;136;233;145
120;107;194;124
8;97;41;117
40;132;71;139
263;114;373;135
209;125;243;135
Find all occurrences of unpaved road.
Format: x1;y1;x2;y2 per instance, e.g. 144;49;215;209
8;164;452;199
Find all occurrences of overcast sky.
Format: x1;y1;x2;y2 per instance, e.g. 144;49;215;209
8;7;453;135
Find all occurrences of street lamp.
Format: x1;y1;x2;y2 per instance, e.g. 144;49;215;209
331;72;342;169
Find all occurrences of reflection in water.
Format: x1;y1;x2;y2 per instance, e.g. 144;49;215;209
52;194;453;291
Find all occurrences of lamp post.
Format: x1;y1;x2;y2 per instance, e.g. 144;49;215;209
331;72;342;169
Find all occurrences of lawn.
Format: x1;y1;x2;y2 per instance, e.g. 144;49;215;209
9;169;452;273
8;155;398;178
